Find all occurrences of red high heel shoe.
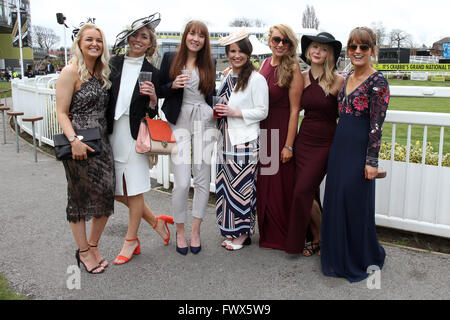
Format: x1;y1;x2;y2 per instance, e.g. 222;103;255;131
114;238;140;265
153;215;174;245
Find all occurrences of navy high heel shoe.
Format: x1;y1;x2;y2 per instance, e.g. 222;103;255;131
176;233;188;256
190;244;201;254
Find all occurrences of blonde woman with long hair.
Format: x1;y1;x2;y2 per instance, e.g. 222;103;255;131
285;32;344;256
257;24;303;251
56;23;114;274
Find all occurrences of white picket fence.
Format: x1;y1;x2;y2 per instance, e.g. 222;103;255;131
10;75;450;238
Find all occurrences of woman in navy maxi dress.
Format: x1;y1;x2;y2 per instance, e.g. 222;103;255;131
321;27;390;282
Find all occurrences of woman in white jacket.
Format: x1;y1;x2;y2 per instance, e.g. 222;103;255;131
214;29;269;251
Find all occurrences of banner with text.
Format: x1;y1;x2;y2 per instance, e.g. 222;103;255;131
373;64;450;71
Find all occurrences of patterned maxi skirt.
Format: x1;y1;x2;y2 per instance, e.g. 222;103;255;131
216;118;259;239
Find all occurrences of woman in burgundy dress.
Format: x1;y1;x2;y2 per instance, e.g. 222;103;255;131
257;24;303;250
285;32;344;256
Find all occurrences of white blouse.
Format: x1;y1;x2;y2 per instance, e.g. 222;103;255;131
224;71;269;146
114;54;145;120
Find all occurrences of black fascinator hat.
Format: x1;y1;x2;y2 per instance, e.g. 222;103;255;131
113;13;161;52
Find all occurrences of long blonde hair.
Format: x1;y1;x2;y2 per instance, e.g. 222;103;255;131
306;42;338;96
69;23;111;89
268;24;299;88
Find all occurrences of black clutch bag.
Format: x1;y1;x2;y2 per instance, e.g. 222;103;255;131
53;128;103;160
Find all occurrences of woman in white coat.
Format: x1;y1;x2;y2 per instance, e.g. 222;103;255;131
214;29;269;251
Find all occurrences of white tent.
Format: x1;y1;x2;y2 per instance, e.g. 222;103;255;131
248;35;272;56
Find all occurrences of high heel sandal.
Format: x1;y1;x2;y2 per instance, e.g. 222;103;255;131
114;238;141;265
153;215;174;245
225;236;251;251
88;243;108;268
302;242;320;257
75;248;105;274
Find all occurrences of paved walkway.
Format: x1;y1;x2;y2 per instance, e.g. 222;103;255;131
0;103;449;300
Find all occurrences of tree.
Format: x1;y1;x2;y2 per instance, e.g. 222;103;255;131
302;5;319;30
229;17;253;27
228;17;266;28
389;29;413;48
370;21;387;46
31;25;60;52
389;29;414;64
253;19;266;28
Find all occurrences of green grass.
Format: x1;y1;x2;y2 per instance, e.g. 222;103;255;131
299;96;450;154
0;274;27;300
387;79;450;87
0;81;12;97
382;97;450;154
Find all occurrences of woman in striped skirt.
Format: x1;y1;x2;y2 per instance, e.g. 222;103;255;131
214;30;269;251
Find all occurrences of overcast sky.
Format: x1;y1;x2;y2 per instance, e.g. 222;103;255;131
29;0;449;49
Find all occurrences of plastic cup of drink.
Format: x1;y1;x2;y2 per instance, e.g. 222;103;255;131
181;69;192;87
212;96;221;118
139;71;152;95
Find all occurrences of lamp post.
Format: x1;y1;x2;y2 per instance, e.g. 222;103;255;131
56;13;68;65
14;0;24;77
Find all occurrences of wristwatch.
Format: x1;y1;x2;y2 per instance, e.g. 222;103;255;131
284;145;293;151
69;135;80;143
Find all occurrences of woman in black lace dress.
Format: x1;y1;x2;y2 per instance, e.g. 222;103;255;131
56;23;115;274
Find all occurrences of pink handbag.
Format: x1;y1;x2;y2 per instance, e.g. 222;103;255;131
136;116;176;155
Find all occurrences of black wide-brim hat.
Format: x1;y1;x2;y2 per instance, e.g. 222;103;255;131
300;32;342;66
113;13;161;52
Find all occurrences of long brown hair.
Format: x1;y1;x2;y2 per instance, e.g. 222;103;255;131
169;20;215;95
225;37;255;92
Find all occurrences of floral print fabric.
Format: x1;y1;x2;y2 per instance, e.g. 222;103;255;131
338;71;390;167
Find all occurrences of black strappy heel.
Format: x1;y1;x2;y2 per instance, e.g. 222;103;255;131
75;248;105;274
88;243;108;268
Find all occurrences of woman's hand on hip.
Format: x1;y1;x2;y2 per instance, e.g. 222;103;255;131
71;139;95;161
365;165;378;180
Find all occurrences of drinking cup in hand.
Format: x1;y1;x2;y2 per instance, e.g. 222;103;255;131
139;71;152;95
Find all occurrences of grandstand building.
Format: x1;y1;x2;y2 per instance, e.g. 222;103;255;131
156;26;316;61
0;0;33;75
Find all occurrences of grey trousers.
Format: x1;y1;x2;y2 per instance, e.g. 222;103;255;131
169;101;217;224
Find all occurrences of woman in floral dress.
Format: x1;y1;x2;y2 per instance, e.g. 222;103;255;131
321;27;390;282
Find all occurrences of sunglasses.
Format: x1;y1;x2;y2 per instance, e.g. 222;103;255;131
271;36;291;46
348;44;370;51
